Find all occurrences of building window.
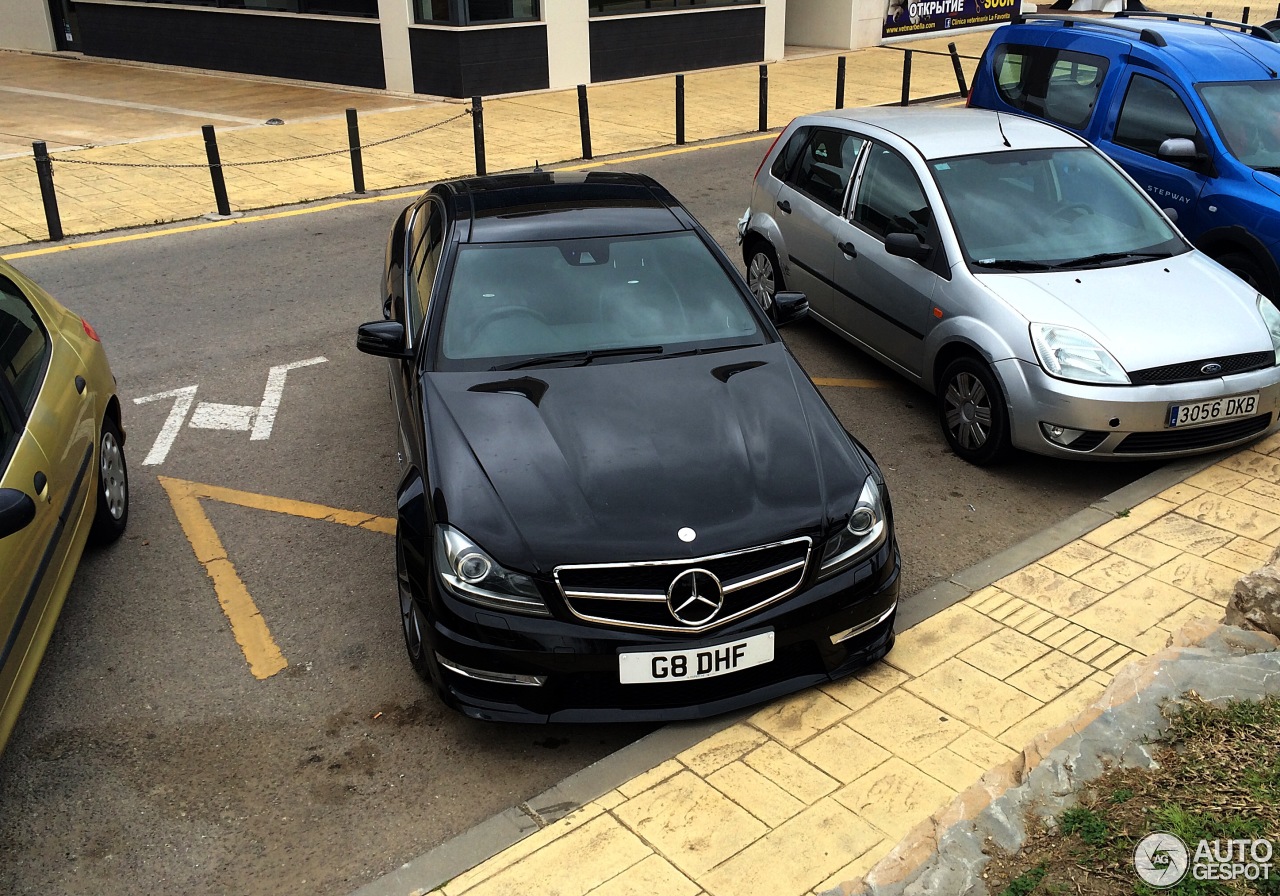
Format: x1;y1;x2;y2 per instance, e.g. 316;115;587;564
416;0;540;24
589;0;758;15
127;0;379;18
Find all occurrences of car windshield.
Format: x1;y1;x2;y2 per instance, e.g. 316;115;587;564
437;230;764;370
930;147;1186;271
1200;80;1280;170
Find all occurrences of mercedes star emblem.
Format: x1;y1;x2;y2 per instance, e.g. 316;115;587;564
666;567;724;626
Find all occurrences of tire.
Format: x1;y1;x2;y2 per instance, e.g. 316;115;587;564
937;356;1012;466
745;242;783;320
89;414;128;545
397;526;436;684
1216;251;1278;304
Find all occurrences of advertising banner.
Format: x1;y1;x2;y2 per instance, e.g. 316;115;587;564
883;0;1017;38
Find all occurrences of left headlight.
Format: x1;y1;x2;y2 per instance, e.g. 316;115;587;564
819;476;889;580
1030;323;1128;385
1258;294;1280;363
435;524;551;617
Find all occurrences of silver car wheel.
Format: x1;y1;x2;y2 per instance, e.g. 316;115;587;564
747;250;777;311
944;371;993;450
99;429;127;520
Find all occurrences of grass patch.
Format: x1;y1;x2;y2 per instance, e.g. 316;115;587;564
983;694;1280;895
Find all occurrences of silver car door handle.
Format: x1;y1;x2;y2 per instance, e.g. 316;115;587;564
777;199;791;214
838;241;857;258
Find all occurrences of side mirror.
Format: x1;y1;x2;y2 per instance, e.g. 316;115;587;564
0;488;36;539
356;320;411;360
885;231;932;264
773;291;809;326
1157;137;1209;170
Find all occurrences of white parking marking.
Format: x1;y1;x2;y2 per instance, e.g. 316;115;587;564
250;357;327;441
133;385;198;466
188;402;256;431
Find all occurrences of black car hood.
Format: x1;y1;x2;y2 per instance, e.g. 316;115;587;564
423;343;871;570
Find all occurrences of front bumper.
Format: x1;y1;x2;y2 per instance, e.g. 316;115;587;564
997;358;1280;459
418;537;900;723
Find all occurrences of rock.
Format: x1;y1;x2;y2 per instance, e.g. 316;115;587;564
1226;565;1280;637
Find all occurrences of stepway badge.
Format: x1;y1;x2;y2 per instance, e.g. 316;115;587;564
1134;832;1275;887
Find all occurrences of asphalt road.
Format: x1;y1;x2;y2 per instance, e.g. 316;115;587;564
0;137;1155;896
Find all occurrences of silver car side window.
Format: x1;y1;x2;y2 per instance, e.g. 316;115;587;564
787;128;866;212
851;145;932;241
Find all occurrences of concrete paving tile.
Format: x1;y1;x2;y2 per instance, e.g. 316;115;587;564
1157;482;1206;505
585;854;700;896
981;595;1032;623
1092;644;1137;670
678;723;770;777
442;805;608;893
1071;577;1195;650
1177;492;1280;540
743;741;840;805
1060;631;1102;656
904;658;1044;737
994;565;1106;617
882;604;1002;677
819;674;881;714
1025;615;1071;642
1109;532;1183;568
958;628;1052;680
1010;607;1056;635
701;800;883;896
596;790;625;811
1039;541;1110;576
947;728;1018;770
707;760;807;828
1223;535;1274;562
1006;651;1095;702
833;757;957;840
749;689;853;748
917;747;988;791
1150;552;1240;605
965;585;1013;614
1001;603;1046;630
1219;449;1280;483
617;759;683;799
796;722;893;784
1139;513;1238;556
850;687;968;761
1185;463;1255;494
1075;636;1121;665
1072;554;1149;594
453;812;648;896
1207;545;1271;574
1041;621;1087;649
812;838;894;895
1082;498;1179;547
1154;598;1226;635
1226;482;1280;517
1089;670;1115;688
998;679;1107;750
613;771;767;879
854;661;909;693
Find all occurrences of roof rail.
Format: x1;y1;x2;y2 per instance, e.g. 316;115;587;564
1115;10;1278;41
1010;12;1166;44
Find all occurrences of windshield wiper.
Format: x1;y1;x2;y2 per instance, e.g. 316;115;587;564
1053;251;1170;269
491;345;664;371
971;259;1059;271
657;343;758;360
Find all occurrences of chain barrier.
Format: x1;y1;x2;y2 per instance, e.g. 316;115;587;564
49;109;471;169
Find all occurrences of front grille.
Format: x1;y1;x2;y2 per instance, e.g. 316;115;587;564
1115;413;1273;453
555;537;812;634
1062;430;1108;451
1128;352;1273;385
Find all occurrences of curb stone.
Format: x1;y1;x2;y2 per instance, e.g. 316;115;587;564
831;621;1280;896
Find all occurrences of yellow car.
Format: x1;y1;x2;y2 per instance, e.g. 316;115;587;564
0;258;128;755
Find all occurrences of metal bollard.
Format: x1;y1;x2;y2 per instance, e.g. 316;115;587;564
948;42;969;98
758;65;769;132
676;74;686;146
32;141;63;242
836;56;847;109
900;49;913;107
472;96;486;177
346;108;365;194
202;125;231;217
1242;5;1250;21
578;84;593;160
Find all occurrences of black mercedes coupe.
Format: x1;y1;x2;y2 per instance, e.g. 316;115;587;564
356;171;900;722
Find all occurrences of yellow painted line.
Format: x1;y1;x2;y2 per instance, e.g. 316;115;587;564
159;475;396;680
811;377;893;388
2;132;778;259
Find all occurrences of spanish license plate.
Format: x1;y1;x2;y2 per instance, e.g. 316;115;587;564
1167;392;1259;428
618;631;775;684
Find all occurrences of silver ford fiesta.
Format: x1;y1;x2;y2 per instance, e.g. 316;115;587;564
739;107;1280;464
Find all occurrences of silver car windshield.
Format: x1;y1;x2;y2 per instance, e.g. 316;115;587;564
439;231;763;369
1200;80;1280;171
930;147;1185;271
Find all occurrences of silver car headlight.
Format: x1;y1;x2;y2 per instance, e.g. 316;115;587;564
435;524;550;616
819;477;888;580
1258;294;1280;363
1030;323;1129;385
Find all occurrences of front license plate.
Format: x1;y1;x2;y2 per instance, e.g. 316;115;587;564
618;632;775;684
1167;392;1259;428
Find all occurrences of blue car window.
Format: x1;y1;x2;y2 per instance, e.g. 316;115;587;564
1114;74;1200;157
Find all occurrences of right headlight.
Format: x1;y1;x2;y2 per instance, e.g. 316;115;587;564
434;524;550;617
1257;294;1280;363
1030;323;1129;385
818;476;888;580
